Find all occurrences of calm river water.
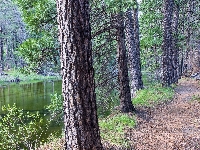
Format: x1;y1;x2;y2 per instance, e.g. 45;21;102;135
0;80;63;144
0;80;62;113
0;80;113;147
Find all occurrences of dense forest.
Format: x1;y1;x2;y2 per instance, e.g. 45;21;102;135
0;0;199;149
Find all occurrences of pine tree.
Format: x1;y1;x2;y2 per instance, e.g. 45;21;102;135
125;2;143;98
56;0;103;149
162;0;174;86
116;13;135;113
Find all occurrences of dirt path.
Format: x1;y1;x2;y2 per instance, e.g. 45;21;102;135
127;78;200;150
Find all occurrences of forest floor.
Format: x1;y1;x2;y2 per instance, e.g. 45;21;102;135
37;77;200;150
124;77;200;150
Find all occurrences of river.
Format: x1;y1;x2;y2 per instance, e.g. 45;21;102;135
0;80;114;148
0;80;63;148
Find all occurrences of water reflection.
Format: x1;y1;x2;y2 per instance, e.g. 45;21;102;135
0;80;115;147
0;81;62;114
0;80;63;145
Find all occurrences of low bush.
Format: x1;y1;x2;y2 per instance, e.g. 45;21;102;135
0;104;49;149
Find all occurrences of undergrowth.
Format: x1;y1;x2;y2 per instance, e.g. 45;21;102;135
0;104;48;149
0;72;176;149
99;114;135;147
191;95;200;102
100;72;175;147
132;83;174;106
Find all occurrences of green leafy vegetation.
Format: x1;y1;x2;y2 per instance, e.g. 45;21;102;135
104;0;136;13
0;104;48;149
46;93;63;126
96;89;119;118
12;0;59;73
46;93;63;114
0;69;60;85
0;94;64;149
99;113;135;147
191;95;200;102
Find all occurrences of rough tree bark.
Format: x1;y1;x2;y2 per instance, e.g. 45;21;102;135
125;6;143;98
172;3;180;83
56;0;103;149
187;0;200;76
162;0;174;86
116;13;135;113
0;26;4;72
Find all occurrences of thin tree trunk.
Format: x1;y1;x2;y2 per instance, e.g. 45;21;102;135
56;0;103;149
125;6;143;98
172;3;180;82
0;26;4;72
116;13;135;113
187;0;199;76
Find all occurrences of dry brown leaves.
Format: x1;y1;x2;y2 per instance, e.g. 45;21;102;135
125;78;200;150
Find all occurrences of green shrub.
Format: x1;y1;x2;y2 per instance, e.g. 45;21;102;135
46;93;63;125
0;104;49;149
191;95;200;102
96;88;119;118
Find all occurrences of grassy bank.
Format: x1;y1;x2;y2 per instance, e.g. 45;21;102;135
0;71;175;149
38;73;175;149
0;69;61;85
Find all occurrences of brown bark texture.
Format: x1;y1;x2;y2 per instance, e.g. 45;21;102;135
162;0;174;86
125;6;143;98
56;1;103;149
116;13;135;113
185;0;200;76
172;3;180;83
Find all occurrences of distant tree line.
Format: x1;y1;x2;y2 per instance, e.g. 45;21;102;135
0;0;26;72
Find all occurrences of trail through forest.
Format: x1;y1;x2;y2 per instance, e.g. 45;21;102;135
127;78;200;150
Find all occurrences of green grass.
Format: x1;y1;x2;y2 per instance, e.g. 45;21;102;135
132;83;174;106
191;95;200;102
99;113;135;147
0;69;61;85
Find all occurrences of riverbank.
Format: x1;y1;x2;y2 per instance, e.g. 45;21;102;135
37;77;175;149
37;77;200;149
0;70;61;85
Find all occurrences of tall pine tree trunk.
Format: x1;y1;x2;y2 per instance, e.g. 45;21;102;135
172;3;180;83
116;13;135;113
162;0;174;86
125;6;143;98
0;26;4;72
56;1;103;149
187;0;199;76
